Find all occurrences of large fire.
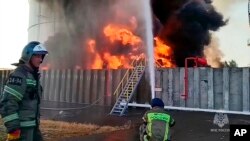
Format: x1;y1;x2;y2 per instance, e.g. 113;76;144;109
154;37;175;68
85;23;175;69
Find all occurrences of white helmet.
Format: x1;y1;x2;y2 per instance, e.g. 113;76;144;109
20;41;48;63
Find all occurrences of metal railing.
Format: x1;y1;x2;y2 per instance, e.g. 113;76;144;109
113;54;146;99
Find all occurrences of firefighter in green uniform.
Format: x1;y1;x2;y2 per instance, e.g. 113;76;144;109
0;41;48;141
139;98;175;141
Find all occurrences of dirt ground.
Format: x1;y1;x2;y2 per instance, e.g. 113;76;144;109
0;118;127;141
41;101;250;141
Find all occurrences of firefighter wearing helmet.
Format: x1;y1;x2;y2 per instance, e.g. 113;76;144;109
0;41;48;141
139;98;175;141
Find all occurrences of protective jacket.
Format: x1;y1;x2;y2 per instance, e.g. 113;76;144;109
143;107;175;141
0;64;42;133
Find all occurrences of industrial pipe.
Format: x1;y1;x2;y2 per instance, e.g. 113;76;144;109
182;57;208;100
127;103;250;115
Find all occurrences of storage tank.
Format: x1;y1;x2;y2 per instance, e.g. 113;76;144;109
28;0;63;42
27;0;152;105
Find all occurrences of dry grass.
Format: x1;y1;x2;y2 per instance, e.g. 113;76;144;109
0;118;129;141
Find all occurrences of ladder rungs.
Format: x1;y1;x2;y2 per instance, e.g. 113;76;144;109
120;93;131;99
112;110;122;113
116;101;127;105
115;104;125;107
120;95;131;98
110;63;145;116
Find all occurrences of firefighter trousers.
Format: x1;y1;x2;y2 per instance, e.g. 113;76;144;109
139;124;171;141
20;126;43;141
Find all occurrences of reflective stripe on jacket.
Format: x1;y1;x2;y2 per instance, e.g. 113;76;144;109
143;107;175;141
0;65;42;132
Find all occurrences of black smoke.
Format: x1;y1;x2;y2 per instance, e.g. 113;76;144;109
39;0;146;69
152;0;227;66
39;0;227;68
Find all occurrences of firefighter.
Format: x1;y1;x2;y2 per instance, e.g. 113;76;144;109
0;41;48;141
139;98;175;141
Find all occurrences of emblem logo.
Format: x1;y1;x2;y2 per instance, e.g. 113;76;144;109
213;113;229;128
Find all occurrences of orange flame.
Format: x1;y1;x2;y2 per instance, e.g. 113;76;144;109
103;24;142;47
85;23;175;69
87;40;103;69
154;37;175;68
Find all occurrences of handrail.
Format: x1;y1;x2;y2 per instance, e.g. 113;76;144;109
113;54;145;97
124;58;145;100
155;60;163;68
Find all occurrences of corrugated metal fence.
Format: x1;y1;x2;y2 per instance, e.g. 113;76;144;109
0;68;250;112
39;69;127;106
0;70;12;93
154;67;250;113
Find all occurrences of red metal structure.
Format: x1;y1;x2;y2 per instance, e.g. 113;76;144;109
181;57;208;100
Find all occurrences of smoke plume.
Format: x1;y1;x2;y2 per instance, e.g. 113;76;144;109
38;0;148;69
152;0;227;66
38;0;227;68
204;35;224;68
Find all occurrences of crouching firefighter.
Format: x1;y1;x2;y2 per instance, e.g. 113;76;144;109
139;98;175;141
0;41;48;141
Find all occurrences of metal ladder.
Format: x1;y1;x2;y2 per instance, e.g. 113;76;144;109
110;55;146;116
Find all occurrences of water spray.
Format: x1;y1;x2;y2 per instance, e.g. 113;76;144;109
144;0;155;99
